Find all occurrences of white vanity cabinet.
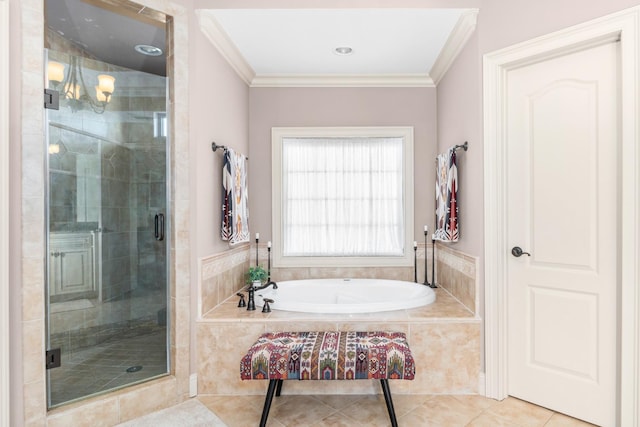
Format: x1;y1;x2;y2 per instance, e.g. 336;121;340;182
49;232;97;297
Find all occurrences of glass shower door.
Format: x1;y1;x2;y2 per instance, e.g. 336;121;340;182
45;49;169;407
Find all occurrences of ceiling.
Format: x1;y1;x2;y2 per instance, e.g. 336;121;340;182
198;8;478;87
45;1;478;87
46;0;167;76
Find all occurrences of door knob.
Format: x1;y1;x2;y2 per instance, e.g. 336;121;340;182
511;246;531;257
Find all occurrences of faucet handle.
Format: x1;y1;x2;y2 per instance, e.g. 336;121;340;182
262;298;274;313
236;292;246;308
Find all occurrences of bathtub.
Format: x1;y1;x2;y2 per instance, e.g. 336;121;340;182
254;278;436;314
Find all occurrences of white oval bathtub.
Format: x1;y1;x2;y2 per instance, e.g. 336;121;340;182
254;278;435;314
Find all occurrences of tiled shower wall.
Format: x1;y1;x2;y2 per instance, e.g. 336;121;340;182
48;49;167;303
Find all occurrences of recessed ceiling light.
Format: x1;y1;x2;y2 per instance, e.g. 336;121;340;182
134;44;163;57
334;46;353;56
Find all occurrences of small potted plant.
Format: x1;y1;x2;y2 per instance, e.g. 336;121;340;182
246;265;268;286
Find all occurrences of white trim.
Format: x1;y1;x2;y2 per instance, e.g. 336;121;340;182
271;126;414;268
196;9;255;85
250;74;435;88
0;1;10;424
189;373;198;397
483;6;640;425
0;0;9;419
430;9;478;85
478;372;486;396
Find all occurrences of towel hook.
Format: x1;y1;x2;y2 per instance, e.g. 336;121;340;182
211;141;249;160
453;141;468;152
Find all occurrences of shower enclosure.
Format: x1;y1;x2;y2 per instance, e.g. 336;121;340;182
44;0;170;408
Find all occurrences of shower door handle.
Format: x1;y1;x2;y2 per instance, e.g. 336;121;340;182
155;213;165;241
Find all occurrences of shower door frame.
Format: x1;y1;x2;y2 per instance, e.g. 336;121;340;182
43;0;174;409
43;51;172;407
14;0;190;423
1;0;10;424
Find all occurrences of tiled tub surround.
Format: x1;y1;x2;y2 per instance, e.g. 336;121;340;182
197;289;480;396
199;242;437;316
199;245;251;316
198;243;480;396
434;243;479;314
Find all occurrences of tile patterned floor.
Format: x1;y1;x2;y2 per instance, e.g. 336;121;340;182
198;393;597;427
49;329;168;407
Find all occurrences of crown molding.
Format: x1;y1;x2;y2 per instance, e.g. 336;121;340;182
197;8;474;88
196;10;255;86
429;8;478;85
250;74;435;88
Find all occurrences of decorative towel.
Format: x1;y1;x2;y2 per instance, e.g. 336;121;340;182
221;148;249;245
434;148;459;242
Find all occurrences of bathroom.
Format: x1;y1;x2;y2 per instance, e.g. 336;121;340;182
4;0;640;426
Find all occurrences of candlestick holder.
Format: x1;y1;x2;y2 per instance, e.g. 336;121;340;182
255;236;259;267
267;246;271;281
423;229;430;286
413;244;417;283
429;237;438;288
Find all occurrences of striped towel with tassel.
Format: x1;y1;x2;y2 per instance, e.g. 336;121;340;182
221;148;250;244
434;148;459;242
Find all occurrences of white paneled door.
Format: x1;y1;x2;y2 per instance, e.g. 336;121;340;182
506;41;619;426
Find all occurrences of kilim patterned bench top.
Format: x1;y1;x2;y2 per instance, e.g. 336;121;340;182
240;331;415;381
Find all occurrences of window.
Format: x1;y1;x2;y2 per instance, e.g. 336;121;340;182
272;127;414;267
153;111;167;138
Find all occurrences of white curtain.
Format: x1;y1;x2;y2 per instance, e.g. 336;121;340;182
282;137;404;256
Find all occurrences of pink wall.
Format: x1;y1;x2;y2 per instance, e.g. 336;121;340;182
436;32;482;257
480;0;640;53
248;87;438;243
188;7;249;370
189;12;249;260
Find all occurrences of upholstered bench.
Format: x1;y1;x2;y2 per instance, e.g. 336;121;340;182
240;331;415;427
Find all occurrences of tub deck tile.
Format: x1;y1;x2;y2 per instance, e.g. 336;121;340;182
201;288;475;323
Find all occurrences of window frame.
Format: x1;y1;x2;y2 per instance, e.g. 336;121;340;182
271;126;414;268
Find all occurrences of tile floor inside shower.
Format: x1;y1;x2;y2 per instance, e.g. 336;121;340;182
48;289;168;407
49;328;167;406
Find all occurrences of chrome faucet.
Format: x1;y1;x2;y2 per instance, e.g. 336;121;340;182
246;281;278;311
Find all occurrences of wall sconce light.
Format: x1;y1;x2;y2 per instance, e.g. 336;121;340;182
47;56;115;114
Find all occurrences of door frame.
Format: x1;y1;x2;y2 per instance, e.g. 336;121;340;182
1;0;10;424
483;6;640;426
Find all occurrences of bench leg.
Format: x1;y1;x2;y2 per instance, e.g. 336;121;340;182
275;379;283;397
260;379;278;427
380;379;398;427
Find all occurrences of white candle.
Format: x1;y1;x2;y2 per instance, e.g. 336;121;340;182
255;233;259;240
424;225;428;232
432;233;436;240
413;241;417;248
267;241;271;248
